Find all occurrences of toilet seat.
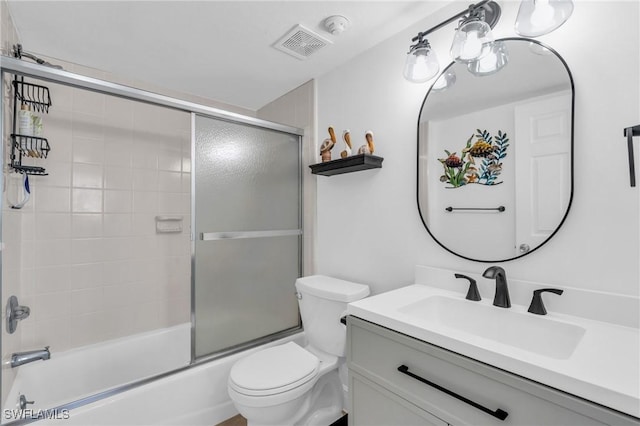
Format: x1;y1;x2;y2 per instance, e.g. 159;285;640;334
229;342;320;397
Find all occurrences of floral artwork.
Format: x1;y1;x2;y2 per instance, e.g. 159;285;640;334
438;129;509;188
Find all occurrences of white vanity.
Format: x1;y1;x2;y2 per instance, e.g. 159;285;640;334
346;267;640;426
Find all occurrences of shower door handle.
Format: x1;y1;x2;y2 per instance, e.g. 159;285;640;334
200;229;302;240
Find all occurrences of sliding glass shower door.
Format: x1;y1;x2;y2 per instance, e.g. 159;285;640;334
193;115;302;358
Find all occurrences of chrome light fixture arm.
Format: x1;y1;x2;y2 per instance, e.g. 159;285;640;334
410;1;501;44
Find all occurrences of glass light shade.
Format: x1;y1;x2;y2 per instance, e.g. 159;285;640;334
403;45;440;83
450;19;494;64
515;0;574;37
467;41;509;76
431;69;456;92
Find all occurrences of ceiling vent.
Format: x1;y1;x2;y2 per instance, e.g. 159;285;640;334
273;25;332;60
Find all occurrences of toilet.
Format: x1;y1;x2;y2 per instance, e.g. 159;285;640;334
227;275;370;426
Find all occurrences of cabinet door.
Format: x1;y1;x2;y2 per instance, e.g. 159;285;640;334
350;372;448;426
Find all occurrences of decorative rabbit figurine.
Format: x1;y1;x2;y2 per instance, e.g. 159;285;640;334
341;130;352;158
320;126;337;162
357;131;375;154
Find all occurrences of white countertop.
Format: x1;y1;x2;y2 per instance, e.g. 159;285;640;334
347;284;640;418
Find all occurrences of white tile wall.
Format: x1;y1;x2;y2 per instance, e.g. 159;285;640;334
2;72;192;358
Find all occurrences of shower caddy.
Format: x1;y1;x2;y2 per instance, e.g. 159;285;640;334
9;76;52;175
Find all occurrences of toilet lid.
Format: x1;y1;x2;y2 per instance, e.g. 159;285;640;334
229;342;319;396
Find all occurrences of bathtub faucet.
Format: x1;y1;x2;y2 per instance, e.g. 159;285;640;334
11;346;50;368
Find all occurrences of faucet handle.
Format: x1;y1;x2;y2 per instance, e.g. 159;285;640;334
19;395;34;410
528;288;564;315
454;274;481;301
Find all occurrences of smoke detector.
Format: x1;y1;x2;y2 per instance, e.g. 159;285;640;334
324;15;350;35
273;25;332;60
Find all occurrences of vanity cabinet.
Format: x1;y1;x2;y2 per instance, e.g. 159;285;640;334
347;316;638;426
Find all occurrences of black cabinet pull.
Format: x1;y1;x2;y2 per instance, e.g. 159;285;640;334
625;125;639;187
397;365;509;421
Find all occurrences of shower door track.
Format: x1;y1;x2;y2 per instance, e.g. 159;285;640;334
0;55;305;425
0;55;304;136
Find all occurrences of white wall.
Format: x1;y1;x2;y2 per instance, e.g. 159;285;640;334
316;1;639;299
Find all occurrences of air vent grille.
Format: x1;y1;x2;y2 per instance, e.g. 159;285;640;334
274;25;332;60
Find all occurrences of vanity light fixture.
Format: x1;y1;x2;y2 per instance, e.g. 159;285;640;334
404;0;573;83
403;1;501;83
514;0;574;37
403;35;440;83
467;40;508;76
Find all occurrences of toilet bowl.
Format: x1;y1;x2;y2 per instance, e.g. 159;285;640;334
227;275;369;426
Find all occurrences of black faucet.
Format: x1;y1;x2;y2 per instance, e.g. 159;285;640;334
528;288;564;315
482;266;510;308
454;273;481;301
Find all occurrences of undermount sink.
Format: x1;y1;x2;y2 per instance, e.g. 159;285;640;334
398;295;586;359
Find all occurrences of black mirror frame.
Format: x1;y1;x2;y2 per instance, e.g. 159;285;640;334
416;38;575;263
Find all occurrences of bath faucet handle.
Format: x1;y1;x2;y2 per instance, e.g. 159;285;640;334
454;274;481;301
527;288;564;315
19;395;34;410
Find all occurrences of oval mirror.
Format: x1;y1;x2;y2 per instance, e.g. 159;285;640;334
417;38;574;262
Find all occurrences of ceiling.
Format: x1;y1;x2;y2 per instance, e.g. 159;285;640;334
7;1;449;111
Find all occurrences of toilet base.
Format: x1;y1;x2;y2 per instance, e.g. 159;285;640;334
244;370;343;426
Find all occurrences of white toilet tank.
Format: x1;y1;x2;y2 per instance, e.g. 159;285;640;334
295;275;369;357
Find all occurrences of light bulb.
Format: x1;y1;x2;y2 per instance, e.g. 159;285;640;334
403;41;440;83
450;19;494;64
461;32;483;60
515;0;574;37
530;0;554;29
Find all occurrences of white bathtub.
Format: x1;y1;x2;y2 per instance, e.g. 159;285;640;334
3;324;303;425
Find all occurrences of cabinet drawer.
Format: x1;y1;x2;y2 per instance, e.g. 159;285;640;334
348;317;632;426
350;372;448;426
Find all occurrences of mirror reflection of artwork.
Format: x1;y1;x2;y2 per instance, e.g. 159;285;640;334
438;129;509;188
418;38;573;262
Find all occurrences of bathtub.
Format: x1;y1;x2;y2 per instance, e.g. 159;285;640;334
3;324;303;425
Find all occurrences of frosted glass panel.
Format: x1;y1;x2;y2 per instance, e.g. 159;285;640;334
194;115;301;358
195;236;300;355
195;116;300;232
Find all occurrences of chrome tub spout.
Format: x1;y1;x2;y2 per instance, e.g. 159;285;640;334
11;346;50;368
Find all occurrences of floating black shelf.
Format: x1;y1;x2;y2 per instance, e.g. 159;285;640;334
309;154;383;176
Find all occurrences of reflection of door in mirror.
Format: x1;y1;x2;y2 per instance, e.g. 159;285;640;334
514;91;572;256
